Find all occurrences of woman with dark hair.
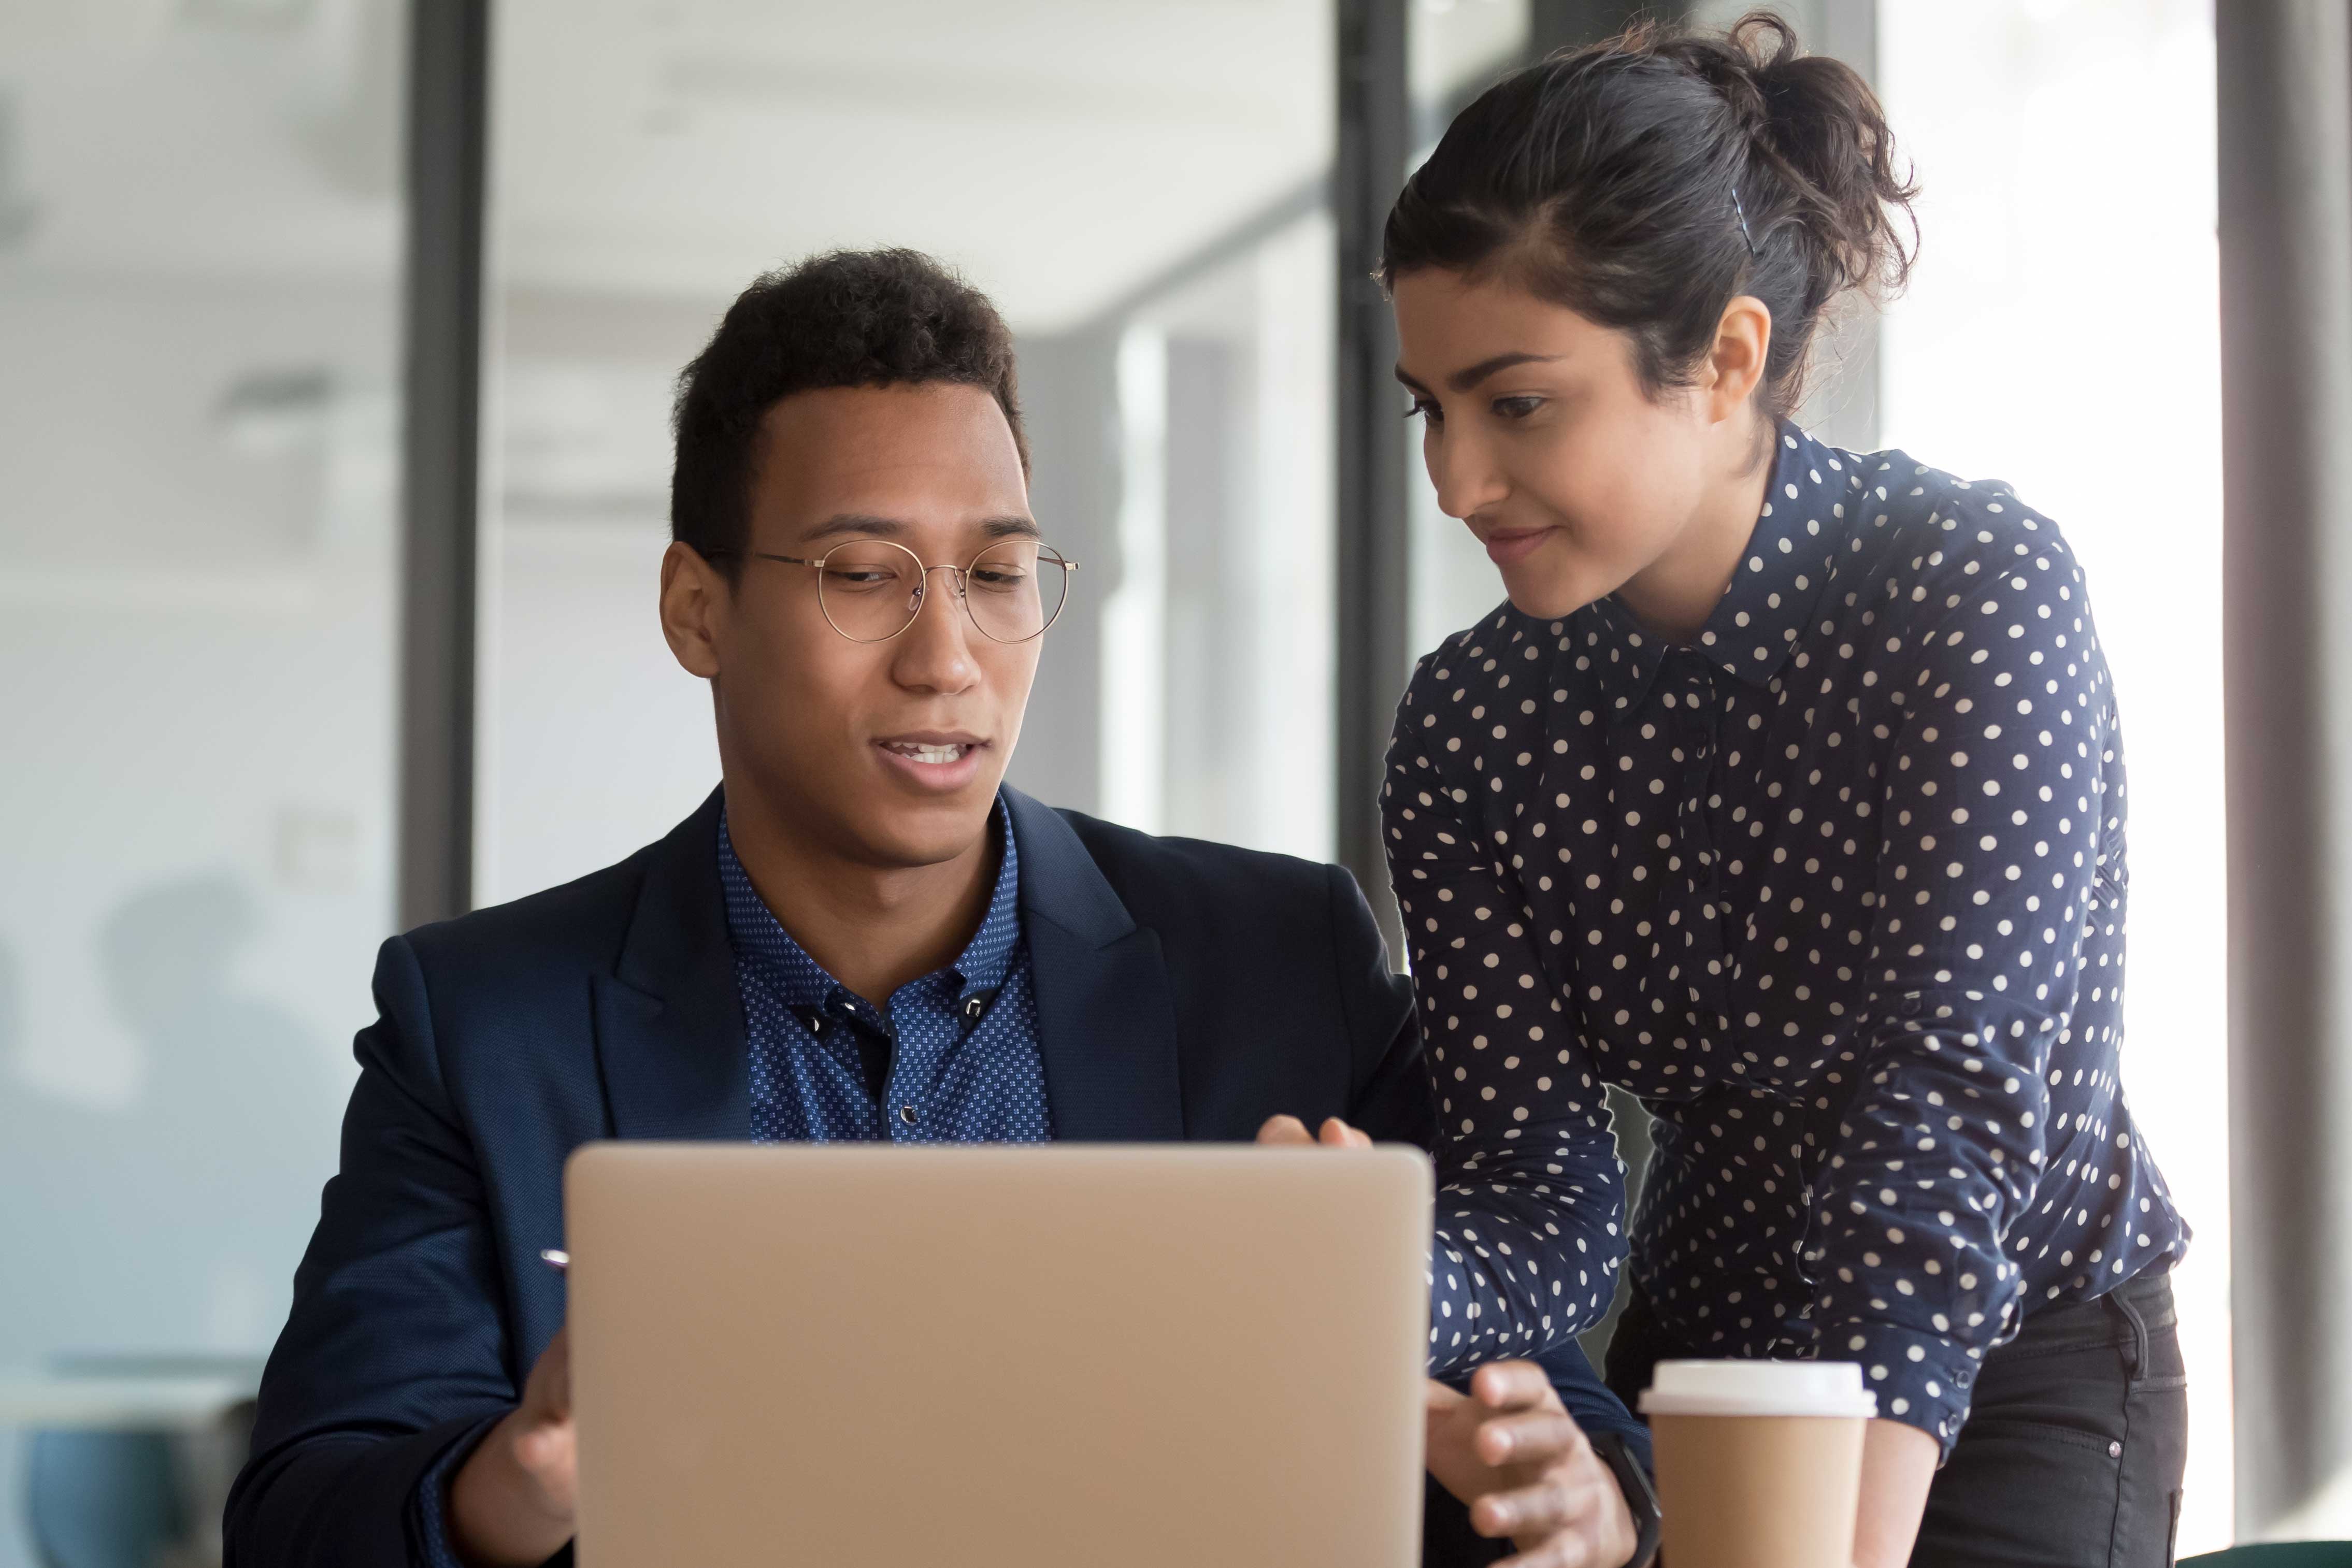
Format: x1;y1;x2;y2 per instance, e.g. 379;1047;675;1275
1373;13;2188;1567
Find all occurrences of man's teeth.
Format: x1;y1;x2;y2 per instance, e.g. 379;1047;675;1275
885;742;969;764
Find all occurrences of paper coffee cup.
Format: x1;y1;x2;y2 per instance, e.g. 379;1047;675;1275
1640;1360;1877;1568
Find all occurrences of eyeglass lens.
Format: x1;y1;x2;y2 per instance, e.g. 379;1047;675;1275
815;539;1069;643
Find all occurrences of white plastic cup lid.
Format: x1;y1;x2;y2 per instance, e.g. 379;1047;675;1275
1637;1359;1880;1419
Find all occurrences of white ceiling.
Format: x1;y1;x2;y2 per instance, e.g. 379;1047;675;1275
0;0;403;283
0;0;1538;330
492;0;1338;332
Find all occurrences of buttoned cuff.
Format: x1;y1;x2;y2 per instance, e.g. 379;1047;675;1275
410;1412;510;1568
1821;1318;1981;1461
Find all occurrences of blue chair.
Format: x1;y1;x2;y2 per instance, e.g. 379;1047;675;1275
23;1428;187;1568
21;1356;262;1566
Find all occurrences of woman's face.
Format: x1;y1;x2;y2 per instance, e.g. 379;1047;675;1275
1390;268;1744;623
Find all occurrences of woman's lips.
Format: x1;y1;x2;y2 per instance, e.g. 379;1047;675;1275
1482;527;1556;566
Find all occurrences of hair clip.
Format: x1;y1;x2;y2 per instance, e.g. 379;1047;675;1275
1731;186;1761;257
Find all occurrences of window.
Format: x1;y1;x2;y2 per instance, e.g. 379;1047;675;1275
0;6;405;1560
480;0;1343;895
1407;0;1530;658
1876;0;2229;1545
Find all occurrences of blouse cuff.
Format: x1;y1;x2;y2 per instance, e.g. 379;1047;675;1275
1823;1317;1982;1461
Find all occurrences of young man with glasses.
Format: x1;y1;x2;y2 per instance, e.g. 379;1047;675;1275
223;249;1655;1568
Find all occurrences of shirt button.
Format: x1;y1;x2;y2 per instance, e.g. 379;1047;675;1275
898;1105;919;1126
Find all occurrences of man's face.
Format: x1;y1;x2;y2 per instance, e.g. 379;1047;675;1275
662;382;1041;871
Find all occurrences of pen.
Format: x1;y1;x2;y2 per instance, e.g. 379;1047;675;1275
540;1249;569;1274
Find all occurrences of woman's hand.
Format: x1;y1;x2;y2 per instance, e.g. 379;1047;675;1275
1426;1362;1638;1568
1257;1119;1632;1563
1255;1113;1373;1148
1852;1417;1939;1568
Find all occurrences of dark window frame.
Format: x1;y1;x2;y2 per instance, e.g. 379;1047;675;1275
396;0;490;929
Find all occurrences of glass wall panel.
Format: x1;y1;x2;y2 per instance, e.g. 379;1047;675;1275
0;5;405;1564
1101;214;1336;851
1405;0;1530;663
1411;0;1529;146
1875;0;2230;1545
481;0;1341;899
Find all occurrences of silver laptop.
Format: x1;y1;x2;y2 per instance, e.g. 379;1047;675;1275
565;1143;1434;1567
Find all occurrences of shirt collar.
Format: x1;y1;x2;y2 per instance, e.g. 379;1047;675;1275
716;794;1023;1010
1574;421;1863;717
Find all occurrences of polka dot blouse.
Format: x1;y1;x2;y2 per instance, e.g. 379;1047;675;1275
1385;422;2187;1452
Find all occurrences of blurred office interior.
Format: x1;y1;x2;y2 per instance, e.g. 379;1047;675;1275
1;0;2344;1562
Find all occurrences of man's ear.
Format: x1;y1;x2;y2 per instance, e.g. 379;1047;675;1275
659;541;727;680
1702;295;1774;423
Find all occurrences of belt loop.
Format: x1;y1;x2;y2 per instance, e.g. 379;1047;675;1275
2107;1281;2151;1387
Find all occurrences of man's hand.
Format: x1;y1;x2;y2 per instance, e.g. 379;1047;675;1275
1255;1114;1372;1148
448;1326;577;1567
1425;1362;1638;1568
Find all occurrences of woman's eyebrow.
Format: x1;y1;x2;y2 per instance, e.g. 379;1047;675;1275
1393;352;1567;397
1444;351;1564;392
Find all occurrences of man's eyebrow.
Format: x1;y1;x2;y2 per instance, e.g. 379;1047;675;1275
801;512;909;543
1393;351;1566;397
798;512;1041;544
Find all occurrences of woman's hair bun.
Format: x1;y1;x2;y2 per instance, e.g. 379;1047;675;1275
1691;11;1919;305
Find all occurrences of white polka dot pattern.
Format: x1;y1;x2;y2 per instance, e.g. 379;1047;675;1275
1384;423;2185;1452
722;800;1053;1146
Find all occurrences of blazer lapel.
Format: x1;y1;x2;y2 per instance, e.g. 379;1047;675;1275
1005;788;1185;1142
592;787;752;1140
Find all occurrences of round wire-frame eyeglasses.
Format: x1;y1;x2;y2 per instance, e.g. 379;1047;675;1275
702;537;1078;644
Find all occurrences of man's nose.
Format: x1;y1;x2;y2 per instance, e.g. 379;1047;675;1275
889;567;982;693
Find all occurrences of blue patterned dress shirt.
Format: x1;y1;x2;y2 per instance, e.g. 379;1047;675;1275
414;794;1050;1563
725;797;1052;1144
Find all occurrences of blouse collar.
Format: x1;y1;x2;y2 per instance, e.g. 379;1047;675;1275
1574;422;1865;718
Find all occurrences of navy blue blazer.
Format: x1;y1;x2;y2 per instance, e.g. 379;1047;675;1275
224;787;1637;1566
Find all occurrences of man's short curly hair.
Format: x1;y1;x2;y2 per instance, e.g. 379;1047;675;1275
670;248;1027;576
